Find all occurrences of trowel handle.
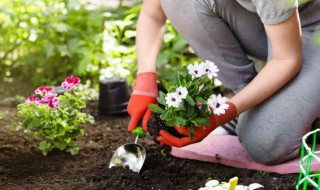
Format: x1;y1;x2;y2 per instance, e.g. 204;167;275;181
132;121;145;138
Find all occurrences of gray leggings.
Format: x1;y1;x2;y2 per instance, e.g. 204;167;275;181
161;0;320;165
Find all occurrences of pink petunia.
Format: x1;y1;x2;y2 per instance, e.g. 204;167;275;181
61;76;81;90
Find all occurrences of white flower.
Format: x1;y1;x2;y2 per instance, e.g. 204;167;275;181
187;62;205;77
175;86;188;99
214;78;222;87
165;92;182;108
235;185;248;190
203;60;219;79
248;183;264;190
198;178;264;190
207;94;229;116
205;180;219;187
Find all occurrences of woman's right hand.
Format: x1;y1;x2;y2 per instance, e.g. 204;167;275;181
127;72;158;132
128;0;166;132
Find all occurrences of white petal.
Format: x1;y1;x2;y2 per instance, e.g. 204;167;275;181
205;180;219;187
220;183;229;189
249;183;264;190
235;185;249;190
214;79;222;86
211;186;224;190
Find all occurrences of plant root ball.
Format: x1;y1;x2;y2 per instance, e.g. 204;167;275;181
147;113;186;144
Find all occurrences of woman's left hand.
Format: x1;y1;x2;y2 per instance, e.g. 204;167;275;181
157;102;237;147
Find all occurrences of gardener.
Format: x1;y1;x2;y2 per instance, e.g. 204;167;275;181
127;0;320;165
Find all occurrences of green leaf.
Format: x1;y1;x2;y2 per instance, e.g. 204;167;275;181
67;146;79;155
194;118;209;125
159;91;166;98
195;97;207;104
166;119;175;127
187;104;194;117
179;102;186;111
157;95;166;106
39;141;51;156
175;71;181;86
76;57;91;75
189;127;195;140
55;140;67;150
173;119;179;127
8;124;23;131
27;118;42;129
186;95;195;106
162;80;169;92
156;52;169;68
64;138;71;144
148;104;164;114
45;42;55;58
160;110;170;120
57;45;71;57
35;110;43;117
68;38;79;54
80;129;85;136
172;37;187;52
174;116;186;126
52;23;71;33
179;111;187;119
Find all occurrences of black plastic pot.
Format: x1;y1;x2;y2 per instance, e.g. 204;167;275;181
98;77;130;115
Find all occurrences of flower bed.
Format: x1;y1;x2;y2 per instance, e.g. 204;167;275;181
0;100;300;189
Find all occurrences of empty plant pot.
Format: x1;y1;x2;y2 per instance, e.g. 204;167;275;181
98;77;130;115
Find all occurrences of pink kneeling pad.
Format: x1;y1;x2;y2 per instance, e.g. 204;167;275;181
170;132;320;174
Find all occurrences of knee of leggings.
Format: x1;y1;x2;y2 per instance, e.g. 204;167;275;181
242;139;301;165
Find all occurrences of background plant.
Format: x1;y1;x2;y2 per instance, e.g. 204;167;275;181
0;0;105;95
102;5;201;85
13;76;94;156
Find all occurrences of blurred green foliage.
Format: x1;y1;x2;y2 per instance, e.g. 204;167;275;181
0;0;200;95
0;0;105;90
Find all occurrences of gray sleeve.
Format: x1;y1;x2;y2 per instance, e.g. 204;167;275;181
252;0;298;25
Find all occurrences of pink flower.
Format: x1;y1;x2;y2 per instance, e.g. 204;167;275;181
61;76;80;90
48;97;59;108
24;95;41;106
39;92;59;108
41;94;59;109
35;86;53;95
40;92;57;104
196;102;203;109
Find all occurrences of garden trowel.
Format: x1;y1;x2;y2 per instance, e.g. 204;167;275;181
109;122;146;173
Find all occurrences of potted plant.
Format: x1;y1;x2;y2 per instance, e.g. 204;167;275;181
14;76;95;155
148;60;229;141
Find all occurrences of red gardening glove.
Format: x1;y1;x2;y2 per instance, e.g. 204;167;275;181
156;102;237;147
127;72;158;132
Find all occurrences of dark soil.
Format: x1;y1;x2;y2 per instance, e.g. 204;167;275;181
147;113;186;143
0;101;301;190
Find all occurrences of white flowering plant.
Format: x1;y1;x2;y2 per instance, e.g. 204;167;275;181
14;76;95;156
149;60;229;139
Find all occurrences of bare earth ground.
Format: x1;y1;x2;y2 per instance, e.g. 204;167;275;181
0;100;301;190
